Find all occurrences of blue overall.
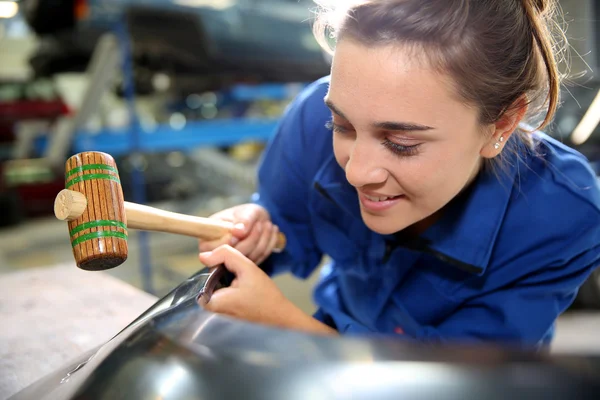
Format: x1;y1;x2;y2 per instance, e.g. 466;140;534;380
254;76;600;347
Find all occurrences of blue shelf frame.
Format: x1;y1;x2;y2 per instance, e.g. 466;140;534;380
71;118;281;156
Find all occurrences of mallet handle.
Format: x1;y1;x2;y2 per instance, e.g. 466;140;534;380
124;202;286;250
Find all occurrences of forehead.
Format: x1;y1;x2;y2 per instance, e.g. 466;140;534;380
327;40;469;124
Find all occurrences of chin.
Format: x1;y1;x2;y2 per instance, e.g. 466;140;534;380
360;211;411;235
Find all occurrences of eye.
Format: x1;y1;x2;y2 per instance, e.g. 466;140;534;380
382;138;421;157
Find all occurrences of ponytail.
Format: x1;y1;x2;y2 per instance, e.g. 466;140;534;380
521;0;563;131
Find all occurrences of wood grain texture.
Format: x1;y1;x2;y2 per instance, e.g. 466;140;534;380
65;152;128;270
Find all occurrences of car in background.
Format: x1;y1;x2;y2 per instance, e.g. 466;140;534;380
20;0;331;93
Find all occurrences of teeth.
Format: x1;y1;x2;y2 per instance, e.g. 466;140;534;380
365;195;390;202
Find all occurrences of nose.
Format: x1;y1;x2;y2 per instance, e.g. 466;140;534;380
344;140;388;188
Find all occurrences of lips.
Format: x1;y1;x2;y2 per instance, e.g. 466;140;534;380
363;194;401;202
358;192;405;212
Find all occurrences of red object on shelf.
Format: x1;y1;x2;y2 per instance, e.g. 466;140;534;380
15;179;65;217
0;98;70;122
0;81;71;223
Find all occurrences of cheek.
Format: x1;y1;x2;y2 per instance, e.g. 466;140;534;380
388;159;434;197
392;142;481;201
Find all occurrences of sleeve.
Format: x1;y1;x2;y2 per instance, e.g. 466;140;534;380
252;80;330;279
416;244;600;347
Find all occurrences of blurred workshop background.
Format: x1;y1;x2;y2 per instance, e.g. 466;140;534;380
0;0;332;297
1;0;600;397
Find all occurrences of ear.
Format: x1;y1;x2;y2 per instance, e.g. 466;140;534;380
480;96;528;159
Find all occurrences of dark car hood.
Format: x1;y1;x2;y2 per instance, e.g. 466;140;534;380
10;267;600;400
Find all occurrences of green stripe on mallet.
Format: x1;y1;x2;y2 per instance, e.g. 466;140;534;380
65;173;120;189
71;230;128;248
69;220;127;236
65;163;118;179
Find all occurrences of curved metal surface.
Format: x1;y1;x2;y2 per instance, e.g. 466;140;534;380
10;266;600;400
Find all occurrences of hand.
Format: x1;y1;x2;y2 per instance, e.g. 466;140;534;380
199;245;337;335
199;204;280;265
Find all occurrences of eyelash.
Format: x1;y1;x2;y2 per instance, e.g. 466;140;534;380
382;138;421;157
325;120;421;157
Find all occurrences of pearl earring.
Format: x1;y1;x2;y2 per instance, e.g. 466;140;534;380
494;136;505;150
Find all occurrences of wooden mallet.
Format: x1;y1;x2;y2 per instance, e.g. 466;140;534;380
54;151;286;271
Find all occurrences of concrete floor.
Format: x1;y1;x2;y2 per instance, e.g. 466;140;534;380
0;264;158;399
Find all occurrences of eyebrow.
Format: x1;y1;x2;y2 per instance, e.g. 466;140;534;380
324;99;435;132
324;99;349;120
374;121;434;131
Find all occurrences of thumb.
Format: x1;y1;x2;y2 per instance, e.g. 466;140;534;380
199;245;253;278
231;206;263;237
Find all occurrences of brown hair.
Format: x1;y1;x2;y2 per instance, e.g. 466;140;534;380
313;0;567;149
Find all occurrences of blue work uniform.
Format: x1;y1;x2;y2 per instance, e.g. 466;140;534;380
254;76;600;347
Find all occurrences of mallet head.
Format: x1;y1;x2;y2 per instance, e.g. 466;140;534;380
56;151;128;271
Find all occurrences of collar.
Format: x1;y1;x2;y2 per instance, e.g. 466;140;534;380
312;141;524;276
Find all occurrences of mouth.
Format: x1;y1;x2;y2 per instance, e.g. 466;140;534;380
358;192;405;212
362;194;403;202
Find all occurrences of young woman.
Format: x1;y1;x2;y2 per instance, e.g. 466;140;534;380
198;0;600;347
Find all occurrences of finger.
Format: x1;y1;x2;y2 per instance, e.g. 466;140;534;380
207;208;236;223
199;233;232;253
231;222;248;239
199;245;256;277
257;224;279;265
231;205;265;237
202;287;238;314
207;207;245;239
234;222;263;256
248;221;272;262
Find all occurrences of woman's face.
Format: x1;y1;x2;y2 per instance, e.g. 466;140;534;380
327;40;496;235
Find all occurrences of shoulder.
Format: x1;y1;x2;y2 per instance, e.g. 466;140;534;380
261;76;333;176
292;75;331;113
531;132;600;202
517;132;600;214
498;131;600;264
280;75;331;133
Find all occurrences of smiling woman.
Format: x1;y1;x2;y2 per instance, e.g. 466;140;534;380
325;41;497;235
198;0;600;348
